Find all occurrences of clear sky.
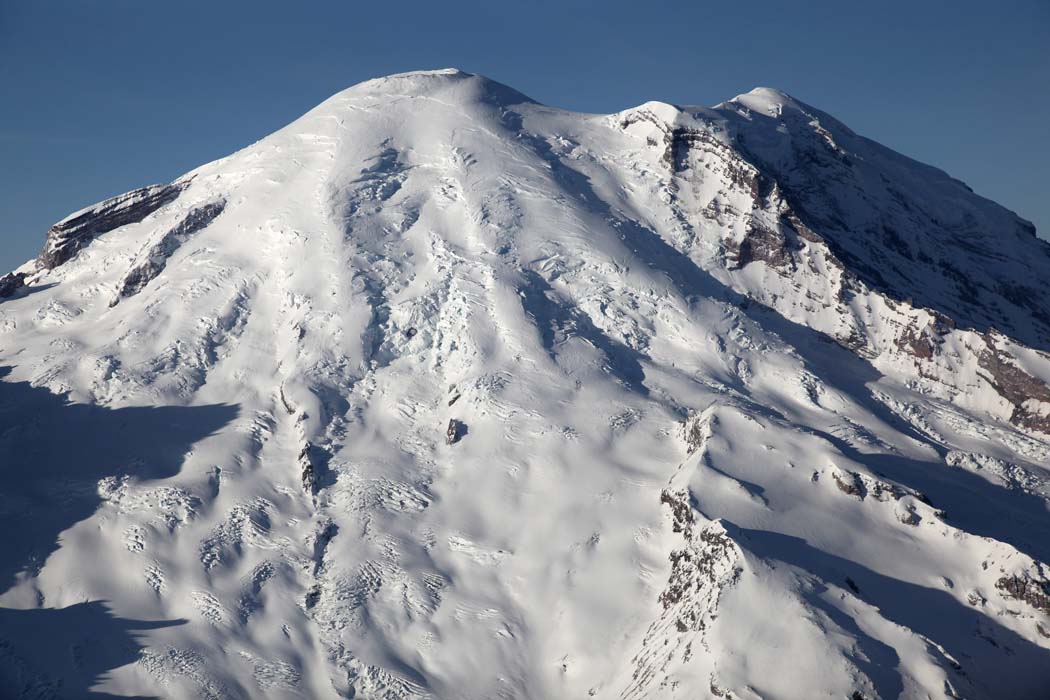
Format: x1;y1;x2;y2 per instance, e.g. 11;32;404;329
2;0;1047;273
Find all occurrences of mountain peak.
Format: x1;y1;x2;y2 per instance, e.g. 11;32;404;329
742;85;794;100
341;67;536;108
3;70;1050;700
725;86;804;115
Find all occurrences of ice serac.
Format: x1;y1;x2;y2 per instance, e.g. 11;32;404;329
1;69;1050;700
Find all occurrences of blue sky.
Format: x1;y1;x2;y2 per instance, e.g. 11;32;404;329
2;0;1047;272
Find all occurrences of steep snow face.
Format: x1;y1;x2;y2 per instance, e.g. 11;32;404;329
717;87;1050;349
2;69;1050;700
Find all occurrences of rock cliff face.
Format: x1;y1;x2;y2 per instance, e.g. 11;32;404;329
37;181;186;270
1;70;1049;700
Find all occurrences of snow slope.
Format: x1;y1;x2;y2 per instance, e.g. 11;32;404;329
1;69;1050;700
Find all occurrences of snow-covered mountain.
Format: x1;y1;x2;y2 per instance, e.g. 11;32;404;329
2;69;1049;700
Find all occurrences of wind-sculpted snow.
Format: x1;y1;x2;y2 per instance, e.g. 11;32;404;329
1;68;1049;699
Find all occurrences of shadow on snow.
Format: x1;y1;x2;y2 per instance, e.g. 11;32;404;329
728;523;1050;699
0;366;236;698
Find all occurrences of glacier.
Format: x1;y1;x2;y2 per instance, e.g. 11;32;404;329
1;69;1049;699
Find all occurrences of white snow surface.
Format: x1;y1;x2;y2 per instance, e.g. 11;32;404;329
1;69;1050;700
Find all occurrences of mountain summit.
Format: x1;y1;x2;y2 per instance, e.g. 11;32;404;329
2;70;1049;700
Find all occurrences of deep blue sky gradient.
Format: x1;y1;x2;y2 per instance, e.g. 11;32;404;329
2;0;1047;272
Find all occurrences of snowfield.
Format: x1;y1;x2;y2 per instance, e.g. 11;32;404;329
1;69;1050;699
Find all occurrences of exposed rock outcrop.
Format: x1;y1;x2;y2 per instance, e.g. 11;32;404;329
445;419;465;445
997;574;1050;615
299;443;317;496
0;272;27;299
112;199;226;303
38;181;186;270
623;489;742;699
979;338;1050;435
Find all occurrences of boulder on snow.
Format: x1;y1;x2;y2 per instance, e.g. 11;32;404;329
446;419;466;445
